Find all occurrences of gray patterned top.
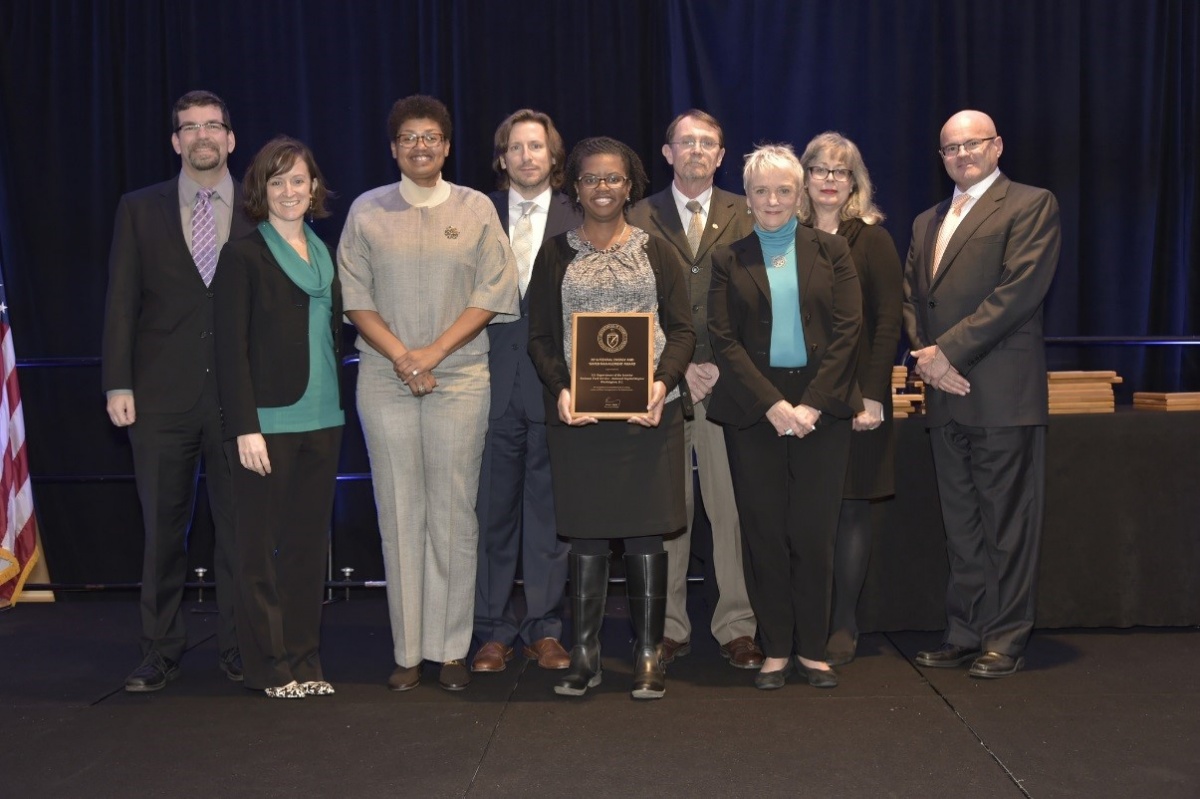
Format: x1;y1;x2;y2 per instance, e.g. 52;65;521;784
562;226;679;403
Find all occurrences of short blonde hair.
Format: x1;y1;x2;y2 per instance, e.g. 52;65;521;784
797;131;885;225
742;143;804;196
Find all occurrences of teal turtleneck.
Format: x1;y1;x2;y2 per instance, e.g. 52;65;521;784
754;216;807;367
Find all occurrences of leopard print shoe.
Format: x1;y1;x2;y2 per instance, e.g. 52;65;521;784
300;680;335;696
264;680;307;699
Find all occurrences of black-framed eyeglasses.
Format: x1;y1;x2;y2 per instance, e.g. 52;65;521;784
669;138;721;152
176;121;229;135
396;132;445;148
578;173;629;188
938;137;997;158
808;166;852;182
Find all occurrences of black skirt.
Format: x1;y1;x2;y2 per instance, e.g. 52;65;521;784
547;400;685;539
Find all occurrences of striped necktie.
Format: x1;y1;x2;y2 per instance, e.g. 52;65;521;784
685;199;704;258
512;200;535;296
192;188;218;286
931;193;971;277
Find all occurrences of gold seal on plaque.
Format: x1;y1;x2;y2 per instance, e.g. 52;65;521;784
596;323;628;354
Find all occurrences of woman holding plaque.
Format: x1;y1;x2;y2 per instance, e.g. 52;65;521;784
798;132;902;666
527;136;694;700
707;143;862;690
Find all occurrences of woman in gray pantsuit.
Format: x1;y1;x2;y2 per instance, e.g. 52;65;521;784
338;95;519;693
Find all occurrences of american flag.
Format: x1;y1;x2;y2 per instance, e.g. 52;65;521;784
0;271;39;606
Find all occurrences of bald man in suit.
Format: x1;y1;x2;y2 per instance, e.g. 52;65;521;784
628;109;762;669
903;109;1060;678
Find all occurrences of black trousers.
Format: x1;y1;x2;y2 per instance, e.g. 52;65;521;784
226;426;342;690
127;377;236;662
930;422;1045;656
724;414;851;661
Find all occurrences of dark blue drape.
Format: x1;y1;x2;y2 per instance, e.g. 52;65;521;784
0;0;1196;585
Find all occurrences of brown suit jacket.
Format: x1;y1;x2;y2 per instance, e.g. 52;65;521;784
902;174;1061;428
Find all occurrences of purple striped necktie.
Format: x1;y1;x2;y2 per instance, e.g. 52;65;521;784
192;188;218;286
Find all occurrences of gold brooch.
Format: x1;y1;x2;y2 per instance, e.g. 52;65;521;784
444;226;459;239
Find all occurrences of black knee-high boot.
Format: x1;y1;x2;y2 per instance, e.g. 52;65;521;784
554;553;609;697
625;551;667;700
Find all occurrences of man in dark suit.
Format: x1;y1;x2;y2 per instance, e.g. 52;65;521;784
471;109;581;674
103;90;251;691
627;110;762;669
903;109;1061;678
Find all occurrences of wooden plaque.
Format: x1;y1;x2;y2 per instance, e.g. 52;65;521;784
570;312;654;419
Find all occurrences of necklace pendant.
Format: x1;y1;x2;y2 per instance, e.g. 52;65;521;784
771;253;786;268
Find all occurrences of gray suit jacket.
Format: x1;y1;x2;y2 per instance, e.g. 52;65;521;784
902;173;1061;427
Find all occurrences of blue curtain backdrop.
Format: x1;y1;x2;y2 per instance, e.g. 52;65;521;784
0;0;1196;585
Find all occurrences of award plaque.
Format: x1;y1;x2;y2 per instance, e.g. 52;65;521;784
570;312;654;419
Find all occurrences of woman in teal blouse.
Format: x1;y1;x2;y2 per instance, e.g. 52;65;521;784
213;136;344;699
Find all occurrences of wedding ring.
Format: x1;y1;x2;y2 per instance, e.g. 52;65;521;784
784;428;795;436
412;370;419;376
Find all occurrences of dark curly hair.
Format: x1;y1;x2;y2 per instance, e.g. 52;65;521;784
563;136;648;216
242;136;332;223
386;94;452;142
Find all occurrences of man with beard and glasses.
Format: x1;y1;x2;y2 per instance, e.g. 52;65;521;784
103;90;251;692
627;110;762;670
471;110;581;675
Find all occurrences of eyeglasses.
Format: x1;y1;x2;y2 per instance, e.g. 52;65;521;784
395;132;445;148
176;122;229;135
578;174;629;188
938;137;997;158
808;166;852;182
669;138;721;152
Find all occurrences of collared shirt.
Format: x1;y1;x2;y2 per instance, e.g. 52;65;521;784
508;186;551;260
952;167;1002;215
671;182;713;229
177;170;235;251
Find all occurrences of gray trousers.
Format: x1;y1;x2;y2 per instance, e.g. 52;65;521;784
358;354;489;666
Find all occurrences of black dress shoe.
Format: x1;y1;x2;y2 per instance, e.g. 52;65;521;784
754;660;793;690
219;649;244;682
824;630;858;667
797;660;838;688
968;651;1025;679
388;664;420;692
439;660;471;691
124;652;181;693
914;643;980;668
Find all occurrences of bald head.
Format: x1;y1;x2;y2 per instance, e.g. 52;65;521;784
939;109;1003;191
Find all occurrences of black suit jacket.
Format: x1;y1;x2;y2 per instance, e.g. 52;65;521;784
902;174;1060;428
212;228;344;439
102;175;255;413
485;191;581;423
707;226;862;429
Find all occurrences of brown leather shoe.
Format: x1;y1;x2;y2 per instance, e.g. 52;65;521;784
387;664;420;692
523;637;571;670
661;637;691;664
471;641;515;673
720;636;765;669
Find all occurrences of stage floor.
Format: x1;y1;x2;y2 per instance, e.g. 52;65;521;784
3;592;1198;797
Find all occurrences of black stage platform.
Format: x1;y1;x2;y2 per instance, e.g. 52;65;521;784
3;593;1198;798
